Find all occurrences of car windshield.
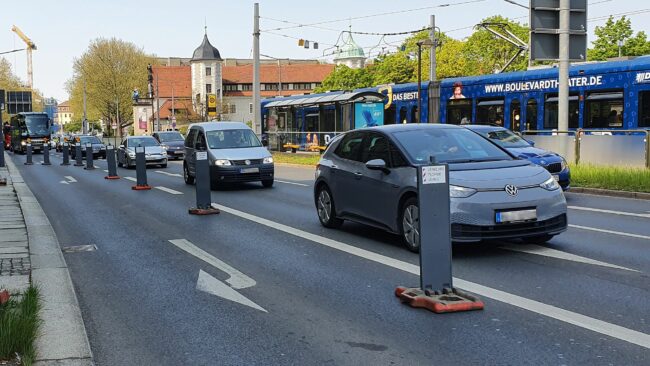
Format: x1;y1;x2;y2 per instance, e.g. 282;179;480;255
206;129;262;149
483;129;530;148
393;127;512;164
80;136;102;144
25;115;50;136
128;137;159;147
157;132;184;142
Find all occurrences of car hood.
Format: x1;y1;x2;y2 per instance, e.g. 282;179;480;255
450;163;550;190
209;146;270;160
506;146;561;161
161;140;184;148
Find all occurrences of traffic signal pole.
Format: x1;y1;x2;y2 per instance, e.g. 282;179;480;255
558;0;570;131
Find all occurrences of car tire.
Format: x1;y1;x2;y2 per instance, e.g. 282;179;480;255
400;197;420;253
526;234;554;244
315;184;343;229
126;157;134;169
183;164;195;185
117;159;123;167
160;163;167;168
262;179;274;188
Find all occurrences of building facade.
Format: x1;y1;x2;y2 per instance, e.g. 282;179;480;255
54;100;73;128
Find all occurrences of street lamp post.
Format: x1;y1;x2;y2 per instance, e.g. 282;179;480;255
618;39;624;57
416;39;434;123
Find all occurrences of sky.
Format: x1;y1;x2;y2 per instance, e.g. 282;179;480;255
1;0;648;101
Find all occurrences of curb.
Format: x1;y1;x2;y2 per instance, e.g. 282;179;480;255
569;187;650;200
4;154;94;366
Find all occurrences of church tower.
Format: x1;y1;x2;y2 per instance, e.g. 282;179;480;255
191;30;223;118
333;32;366;69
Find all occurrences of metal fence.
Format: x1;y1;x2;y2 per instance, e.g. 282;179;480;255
523;129;650;169
266;131;342;152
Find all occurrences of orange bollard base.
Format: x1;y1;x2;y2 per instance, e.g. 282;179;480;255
395;286;484;314
132;185;152;191
104;176;120;180
189;207;220;215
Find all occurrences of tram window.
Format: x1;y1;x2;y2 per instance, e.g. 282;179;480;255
446;99;472;125
526;99;538;130
585;91;624;128
476;99;504;126
544;94;579;129
321;108;335;132
640;91;650;128
510;99;521;131
399;107;408;124
384;104;396;125
411;106;419;123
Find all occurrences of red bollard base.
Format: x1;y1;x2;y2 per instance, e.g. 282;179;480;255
189;206;220;215
395;286;484;314
104;175;120;180
0;177;6;186
131;185;152;190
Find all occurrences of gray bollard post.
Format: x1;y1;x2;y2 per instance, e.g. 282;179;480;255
0;130;5;168
189;150;219;215
104;145;119;179
84;143;94;170
42;143;51;165
74;142;83;166
24;144;33;165
61;143;70;166
395;162;483;313
131;145;151;190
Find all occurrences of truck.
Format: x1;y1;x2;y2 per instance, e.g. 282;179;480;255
9;112;51;154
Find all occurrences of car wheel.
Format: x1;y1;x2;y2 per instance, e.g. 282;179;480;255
400;197;420;253
160;163;167;168
316;185;343;229
262;179;274;188
117;159;123;167
183;163;195;185
126;157;134;169
526;234;554;244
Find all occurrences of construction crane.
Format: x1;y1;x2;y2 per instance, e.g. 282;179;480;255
11;25;36;89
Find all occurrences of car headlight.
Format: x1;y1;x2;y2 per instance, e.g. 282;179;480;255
128;152;135;158
560;158;567;171
160;145;169;150
540;176;560;191
263;156;274;164
21;141;27;146
214;159;231;166
449;185;477;198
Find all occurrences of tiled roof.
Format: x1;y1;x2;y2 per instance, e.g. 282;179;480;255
152;66;192;98
157;98;196;119
225;90;311;98
58;100;70;107
223;64;335;84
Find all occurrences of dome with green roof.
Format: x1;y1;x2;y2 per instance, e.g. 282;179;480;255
333;32;366;66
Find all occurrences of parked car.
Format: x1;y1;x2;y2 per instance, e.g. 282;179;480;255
69;135;107;159
183;122;274;188
117;136;167;168
314;124;567;252
464;125;570;190
152;131;185;160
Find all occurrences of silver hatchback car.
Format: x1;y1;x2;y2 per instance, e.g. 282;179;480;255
314;124;567;252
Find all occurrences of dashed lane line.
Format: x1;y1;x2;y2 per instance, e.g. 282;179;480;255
569;206;650;219
123;177;137;182
569;224;650;241
154;186;183;195
500;244;639;272
155;170;182;178
276;180;310;187
212;202;650;350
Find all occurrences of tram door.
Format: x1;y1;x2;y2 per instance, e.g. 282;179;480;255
510;99;521;132
384;104;396;125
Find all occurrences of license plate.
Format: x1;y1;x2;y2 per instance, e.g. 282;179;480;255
240;167;259;174
175;151;184;155
496;209;537;223
553;174;559;181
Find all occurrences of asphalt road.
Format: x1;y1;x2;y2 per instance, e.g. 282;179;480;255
8;151;650;365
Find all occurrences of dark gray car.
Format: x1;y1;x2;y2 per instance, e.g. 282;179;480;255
153;131;185;160
314;124;567;252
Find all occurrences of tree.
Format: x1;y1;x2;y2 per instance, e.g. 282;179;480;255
67;38;154;137
314;65;373;93
63;120;101;133
588;16;650;60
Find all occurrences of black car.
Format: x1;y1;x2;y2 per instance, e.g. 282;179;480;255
69;135;107;159
153;131;185;160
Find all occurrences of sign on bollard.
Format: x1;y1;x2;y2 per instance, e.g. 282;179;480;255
104;145;119;180
74;143;83;166
395;162;484;314
132;146;151;190
24;144;33;165
42;143;51;165
84;143;94;170
189;150;219;215
61;143;70;166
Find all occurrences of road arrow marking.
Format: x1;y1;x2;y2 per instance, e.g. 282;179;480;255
168;239;255;289
155;170;182;178
500;244;639;272
64;176;77;183
196;270;266;313
59;181;69;185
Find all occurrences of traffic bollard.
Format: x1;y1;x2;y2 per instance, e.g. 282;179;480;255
61;143;70;166
42;143;51;165
104;145;119;180
395;162;483;314
189;150;219;215
24;144;33;165
0;130;5;168
74;143;83;166
84;143;94;170
131;146;151;190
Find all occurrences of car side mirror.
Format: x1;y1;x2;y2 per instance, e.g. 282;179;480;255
366;159;390;174
119;145;125;149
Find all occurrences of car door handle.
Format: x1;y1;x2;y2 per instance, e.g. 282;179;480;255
354;172;363;179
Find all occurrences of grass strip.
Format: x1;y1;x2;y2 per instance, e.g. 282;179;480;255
272;152;320;166
0;286;41;365
570;164;650;193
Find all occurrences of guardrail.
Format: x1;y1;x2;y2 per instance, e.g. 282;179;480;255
522;129;650;169
265;131;343;153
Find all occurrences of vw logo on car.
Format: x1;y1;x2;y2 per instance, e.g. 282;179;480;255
505;184;518;196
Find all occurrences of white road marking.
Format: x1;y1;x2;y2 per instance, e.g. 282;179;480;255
64;176;77;183
500;244;639;272
276;180;310;187
123;177;137;182
196;270;266;313
154;186;183;195
212;203;650;350
569;206;650;219
168;239;255;289
569;224;650;241
103;170;109;173
155;170;182;178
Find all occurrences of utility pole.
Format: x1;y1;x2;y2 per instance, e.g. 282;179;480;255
155;75;160;132
429;15;436;82
558;0;570;131
171;84;175;130
252;2;261;134
116;97;120;145
83;77;88;134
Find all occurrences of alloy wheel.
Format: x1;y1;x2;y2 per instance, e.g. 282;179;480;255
317;189;332;223
402;204;420;249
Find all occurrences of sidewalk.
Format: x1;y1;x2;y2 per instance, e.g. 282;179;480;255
0;154;93;366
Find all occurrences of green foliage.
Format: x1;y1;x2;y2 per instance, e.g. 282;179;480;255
0;286;41;365
588;16;650;60
570;164;650;193
63;120;102;134
271;152;320;166
462;16;529;74
315;65;374;93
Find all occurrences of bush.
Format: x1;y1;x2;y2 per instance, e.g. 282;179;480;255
570;164;650;193
0;286;41;365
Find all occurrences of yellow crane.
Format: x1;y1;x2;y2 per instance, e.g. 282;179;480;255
11;25;37;89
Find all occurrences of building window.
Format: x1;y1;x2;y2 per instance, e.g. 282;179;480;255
544;93;579;129
263;83;279;91
585;91;624;128
206;67;211;76
249;103;253;114
230;104;237;114
293;83;311;90
476;98;505;126
241;84;253;91
282;84;290;90
640;91;650;128
206;84;212;94
224;84;238;91
446;99;472;124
